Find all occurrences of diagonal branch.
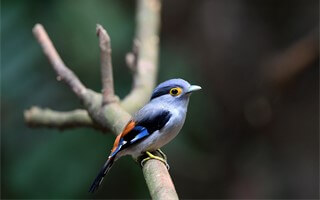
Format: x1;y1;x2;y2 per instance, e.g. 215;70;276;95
96;24;117;104
32;25;129;134
33;24;87;98
262;29;319;88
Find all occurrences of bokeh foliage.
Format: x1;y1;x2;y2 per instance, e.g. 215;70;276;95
1;0;318;199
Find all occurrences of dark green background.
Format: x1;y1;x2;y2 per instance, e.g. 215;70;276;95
1;0;319;199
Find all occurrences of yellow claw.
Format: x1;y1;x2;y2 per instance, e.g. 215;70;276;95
140;151;170;170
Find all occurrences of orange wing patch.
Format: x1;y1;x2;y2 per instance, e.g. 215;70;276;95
121;120;136;137
110;120;136;153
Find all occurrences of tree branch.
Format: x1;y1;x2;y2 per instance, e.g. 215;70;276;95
33;24;87;98
31;25;128;134
24;107;108;131
262;29;319;88
143;160;179;200
127;1;179;199
81;89;131;134
120;0;161;114
96;24;117;104
26;0;179;199
125;39;140;72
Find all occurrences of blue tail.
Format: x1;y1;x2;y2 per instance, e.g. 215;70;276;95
89;156;115;193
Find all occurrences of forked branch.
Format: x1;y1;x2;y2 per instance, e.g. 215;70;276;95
24;0;178;199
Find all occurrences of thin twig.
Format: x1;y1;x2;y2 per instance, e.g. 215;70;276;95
33;24;87;98
96;24;116;105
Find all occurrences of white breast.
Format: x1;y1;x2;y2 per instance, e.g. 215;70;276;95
123;104;187;159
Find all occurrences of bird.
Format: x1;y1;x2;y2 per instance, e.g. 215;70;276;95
89;78;201;193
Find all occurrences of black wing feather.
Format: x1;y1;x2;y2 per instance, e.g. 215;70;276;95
122;110;172;142
136;110;172;133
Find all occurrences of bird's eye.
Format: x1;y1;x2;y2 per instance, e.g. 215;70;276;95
169;87;182;96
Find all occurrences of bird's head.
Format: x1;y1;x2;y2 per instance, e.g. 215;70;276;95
150;78;201;106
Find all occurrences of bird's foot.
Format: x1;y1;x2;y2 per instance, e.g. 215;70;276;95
140;150;170;170
155;149;167;161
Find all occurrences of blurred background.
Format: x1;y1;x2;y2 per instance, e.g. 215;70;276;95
1;0;319;199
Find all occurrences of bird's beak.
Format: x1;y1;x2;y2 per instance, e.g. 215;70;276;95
186;85;202;93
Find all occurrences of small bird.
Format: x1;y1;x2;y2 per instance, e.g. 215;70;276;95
89;78;201;193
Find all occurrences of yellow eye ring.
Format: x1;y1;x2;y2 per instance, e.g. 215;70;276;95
169;87;182;96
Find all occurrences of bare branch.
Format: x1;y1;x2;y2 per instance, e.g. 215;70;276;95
125;39;140;72
121;0;161;114
24;107;105;131
33;24;87;98
80;89;131;134
126;1;179;199
96;24;117;105
27;0;179;199
143;160;179;200
262;29;319;88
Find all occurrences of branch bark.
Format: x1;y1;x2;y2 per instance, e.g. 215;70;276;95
25;0;179;199
33;24;87;98
24;107;102;131
120;0;161;114
125;39;140;72
143;160;179;200
96;24;117;104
